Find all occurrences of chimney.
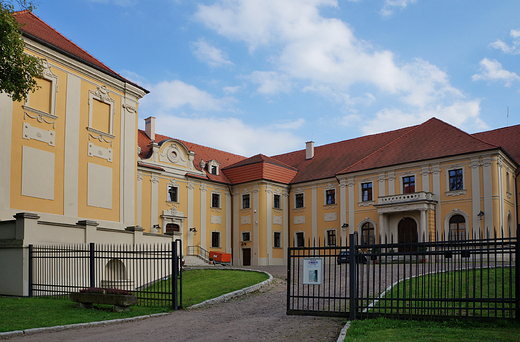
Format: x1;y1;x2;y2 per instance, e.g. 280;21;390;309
145;116;155;141
306;141;314;160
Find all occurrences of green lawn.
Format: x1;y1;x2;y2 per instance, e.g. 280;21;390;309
0;269;269;333
371;267;515;318
344;318;520;342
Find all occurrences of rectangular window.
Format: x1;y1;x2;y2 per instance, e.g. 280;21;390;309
242;194;250;209
449;169;463;191
273;194;281;209
242;232;250;242
211;165;217;175
168;186;178;202
361;182;372;201
274;232;281;248
403;176;415;194
295;193;304;208
296;232;305;247
326;230;336;246
211;193;220;208
211;231;220;248
325;189;335;205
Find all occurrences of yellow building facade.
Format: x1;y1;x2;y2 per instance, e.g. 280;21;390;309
1;12;519;296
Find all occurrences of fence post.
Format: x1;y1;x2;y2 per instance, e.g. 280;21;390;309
349;233;357;320
172;240;178;310
178;239;183;309
286;242;291;314
515;224;520;321
89;243;95;288
28;245;33;297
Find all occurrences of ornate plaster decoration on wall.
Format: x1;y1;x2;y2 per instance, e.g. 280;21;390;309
294;216;305;224
122;104;136;114
150;174;159;184
24;59;58;117
158;144;187;166
240;215;251;225
273;216;282;225
88;142;113;162
23;110;56;127
23;122;55;146
200;183;207;192
88;131;113;147
211;215;222;224
199;159;206;170
187;181;195;190
163;207;184;217
324;213;337;222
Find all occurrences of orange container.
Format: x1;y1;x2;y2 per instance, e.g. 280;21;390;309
210;251;231;262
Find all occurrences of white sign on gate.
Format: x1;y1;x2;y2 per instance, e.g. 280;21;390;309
302;258;323;285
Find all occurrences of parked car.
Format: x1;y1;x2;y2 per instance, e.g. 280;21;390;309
337;251;368;265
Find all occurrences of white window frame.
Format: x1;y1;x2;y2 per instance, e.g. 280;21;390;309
242;231;251;242
273;231;282;248
88;85;116;137
324;188;336;205
273;194;281;209
207;159;220;175
242;193;251;209
400;173;417;194
211;231;221;248
358;180;374;207
294;192;304;209
167;181;179;203
211;192;221;208
445;166;466;196
325;229;337;246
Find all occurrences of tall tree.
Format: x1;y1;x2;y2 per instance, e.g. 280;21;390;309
0;0;42;102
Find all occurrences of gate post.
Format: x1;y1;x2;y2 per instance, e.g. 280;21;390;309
89;243;95;288
516;226;519;321
172;240;178;310
349;233;357;320
28;245;33;297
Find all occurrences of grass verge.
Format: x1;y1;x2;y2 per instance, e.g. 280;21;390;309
344;317;520;342
0;269;269;333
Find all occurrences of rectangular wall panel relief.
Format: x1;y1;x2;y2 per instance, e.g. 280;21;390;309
324;212;337;222
240;215;251;225
23;122;55;146
273;215;282;225
88;142;113;162
210;215;222;224
22;146;55;200
294;216;305;224
87;162;113;209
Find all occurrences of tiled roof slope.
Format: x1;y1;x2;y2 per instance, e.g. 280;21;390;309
222;154;298;184
340;118;499;174
138;130;246;184
271;126;415;184
472;124;520;166
14;11;147;93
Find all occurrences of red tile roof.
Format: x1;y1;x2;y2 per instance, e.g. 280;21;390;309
222;154;298;184
472;124;520;166
14;10;148;93
271;125;415;184
339;118;499;174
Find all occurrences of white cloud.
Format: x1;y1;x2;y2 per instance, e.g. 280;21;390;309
247;71;292;95
88;0;136;6
140;79;235;112
472;58;520;87
153;115;303;156
195;0;468;113
191;38;234;67
223;85;242;94
360;99;486;136
380;0;417;17
490;28;520;55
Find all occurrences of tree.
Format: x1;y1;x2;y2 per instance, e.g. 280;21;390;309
0;0;42;102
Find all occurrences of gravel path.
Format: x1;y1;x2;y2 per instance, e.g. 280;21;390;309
7;266;344;342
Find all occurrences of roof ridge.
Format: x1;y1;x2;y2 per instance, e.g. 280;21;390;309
14;11;120;77
337;118;427;174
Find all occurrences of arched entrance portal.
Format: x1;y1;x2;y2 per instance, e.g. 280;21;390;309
398;217;418;252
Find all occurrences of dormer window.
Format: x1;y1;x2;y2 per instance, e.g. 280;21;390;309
207;160;220;176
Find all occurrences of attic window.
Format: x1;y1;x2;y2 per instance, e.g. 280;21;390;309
207;160;220;176
211;165;217;175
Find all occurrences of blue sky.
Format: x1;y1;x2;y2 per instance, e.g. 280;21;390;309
34;0;520;157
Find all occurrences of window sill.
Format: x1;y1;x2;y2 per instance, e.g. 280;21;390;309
358;201;374;207
445;189;466;197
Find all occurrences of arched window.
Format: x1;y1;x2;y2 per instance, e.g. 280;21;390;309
449;214;466;240
361;222;375;245
105;259;127;281
166;223;180;235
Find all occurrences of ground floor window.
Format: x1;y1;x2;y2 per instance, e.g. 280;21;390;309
326;229;336;246
449;214;466;240
211;231;220;248
295;232;305;247
274;232;281;248
362;222;375;245
242;232;250;242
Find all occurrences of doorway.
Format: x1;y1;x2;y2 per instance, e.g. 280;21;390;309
242;248;251;266
398;217;418;252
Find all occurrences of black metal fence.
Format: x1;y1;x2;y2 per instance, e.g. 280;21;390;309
287;229;518;321
29;240;183;309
